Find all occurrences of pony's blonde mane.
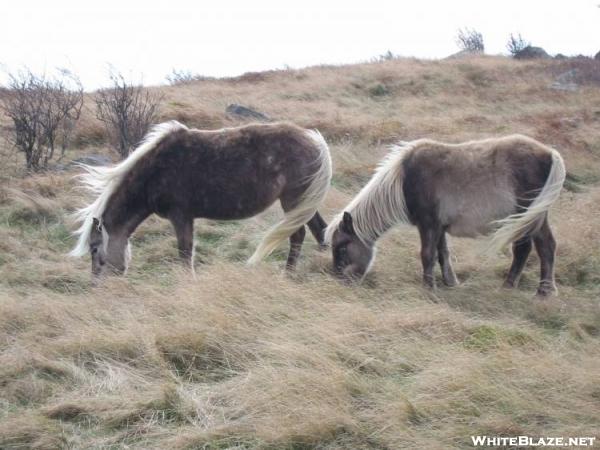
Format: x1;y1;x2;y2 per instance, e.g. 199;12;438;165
325;143;413;244
69;121;188;257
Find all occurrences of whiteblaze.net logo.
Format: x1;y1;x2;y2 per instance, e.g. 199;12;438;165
471;436;596;447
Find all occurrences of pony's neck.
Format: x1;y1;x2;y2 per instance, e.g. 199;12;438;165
102;188;150;241
350;203;395;244
345;153;409;244
348;182;405;244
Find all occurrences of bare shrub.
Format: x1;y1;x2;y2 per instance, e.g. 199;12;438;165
0;69;83;171
165;69;208;85
456;28;484;53
506;33;530;56
165;69;214;85
371;50;396;63
95;71;163;159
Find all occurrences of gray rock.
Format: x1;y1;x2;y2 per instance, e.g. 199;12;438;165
48;163;69;172
445;49;484;60
226;104;271;122
559;117;580;128
551;69;579;92
595;51;600;61
514;46;550;60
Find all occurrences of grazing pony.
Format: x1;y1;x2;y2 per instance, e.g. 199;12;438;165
325;135;565;296
70;121;332;277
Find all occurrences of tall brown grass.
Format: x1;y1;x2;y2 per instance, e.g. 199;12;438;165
1;56;599;449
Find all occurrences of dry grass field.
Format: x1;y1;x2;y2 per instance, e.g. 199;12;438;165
1;56;600;449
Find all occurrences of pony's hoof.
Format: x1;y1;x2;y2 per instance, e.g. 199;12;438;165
536;281;557;297
535;287;557;297
502;280;516;289
443;278;460;288
421;282;437;291
421;275;436;291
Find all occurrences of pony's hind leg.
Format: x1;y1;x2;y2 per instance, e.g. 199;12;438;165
170;215;195;270
418;225;442;289
279;195;310;270
307;211;328;249
532;218;557;296
503;237;533;289
437;232;459;287
286;226;306;270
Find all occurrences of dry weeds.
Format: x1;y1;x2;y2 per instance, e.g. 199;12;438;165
1;56;599;449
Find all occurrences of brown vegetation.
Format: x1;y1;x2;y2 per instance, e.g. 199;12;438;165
0;56;599;448
95;71;163;159
0;69;83;171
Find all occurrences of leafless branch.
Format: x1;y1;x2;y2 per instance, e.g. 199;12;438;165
0;68;83;171
456;28;485;53
95;70;163;159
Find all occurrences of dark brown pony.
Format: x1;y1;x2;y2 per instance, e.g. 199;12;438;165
70;121;331;276
326;135;566;296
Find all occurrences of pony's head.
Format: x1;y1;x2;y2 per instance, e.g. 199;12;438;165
329;212;375;282
88;218;131;277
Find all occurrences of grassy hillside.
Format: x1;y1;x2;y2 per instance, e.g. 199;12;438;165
1;56;599;449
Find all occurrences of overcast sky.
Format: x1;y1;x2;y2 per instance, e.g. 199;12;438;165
1;0;598;89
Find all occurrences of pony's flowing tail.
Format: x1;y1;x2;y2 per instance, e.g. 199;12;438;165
488;148;565;253
247;130;332;265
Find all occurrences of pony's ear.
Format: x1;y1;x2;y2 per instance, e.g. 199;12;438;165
341;211;355;235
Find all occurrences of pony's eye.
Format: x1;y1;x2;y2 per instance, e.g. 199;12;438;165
91;247;98;255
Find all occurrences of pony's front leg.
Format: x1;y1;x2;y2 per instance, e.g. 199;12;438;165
418;226;440;289
286;226;306;270
307;211;328;250
171;215;195;270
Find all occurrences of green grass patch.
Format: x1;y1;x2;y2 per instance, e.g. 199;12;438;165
464;325;499;351
42;274;90;295
559;254;600;288
46;222;73;252
564;170;600;192
526;305;568;332
196;228;227;246
7;207;57;226
368;83;390;97
464;325;536;351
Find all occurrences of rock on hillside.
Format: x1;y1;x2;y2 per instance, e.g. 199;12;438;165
225;104;271;122
514;46;550;60
445;49;484;60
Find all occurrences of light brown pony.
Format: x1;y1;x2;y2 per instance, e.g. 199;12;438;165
325;135;566;296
